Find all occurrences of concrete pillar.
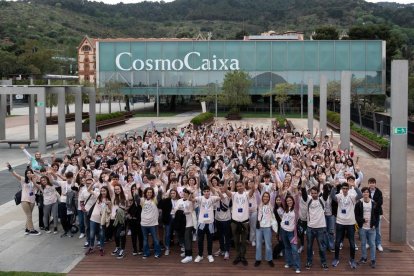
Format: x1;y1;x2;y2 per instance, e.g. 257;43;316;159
57;88;66;147
85;87;97;138
75;89;83;141
307;79;313;135
0;94;6;140
37;89;47;153
320;74;327;138
390;60;408;243
29;94;35;140
340;71;351;150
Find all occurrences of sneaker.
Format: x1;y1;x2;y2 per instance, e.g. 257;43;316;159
79;233;85;239
252;241;256;247
29;230;41;236
165;249;170;256
284;264;290;268
117;249;124;259
370;260;376;268
349;259;357;269
298;246;304;253
358;257;367;264
181;256;192;264
192;233;197;241
233;257;241;265
224;251;229;260
377;245;383;252
241;257;248;266
154;255;160;258
100;248;104;256
295;269;301;274
355;245;359;251
85;248;94;255
142;255;149;259
138;251;143;255
180;252;185;257
305;262;312;270
132;251;138;256
322;263;328;270
45;228;51;234
60;232;68;238
329;248;335;253
340;242;343;250
268;260;274;267
214;249;222;257
40;226;45;230
208;255;214;263
366;244;370;249
254;260;261;267
332;259;339;267
83;242;89;249
53;227;58;234
112;247;120;255
25;228;29;235
194;255;203;263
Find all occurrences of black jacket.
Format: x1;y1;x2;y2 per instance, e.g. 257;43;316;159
158;198;173;225
369;188;383;216
354;199;380;229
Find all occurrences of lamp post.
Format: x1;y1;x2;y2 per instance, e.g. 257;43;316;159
156;80;159;117
215;80;218;117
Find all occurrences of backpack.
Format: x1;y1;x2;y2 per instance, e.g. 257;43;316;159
307;198;325;221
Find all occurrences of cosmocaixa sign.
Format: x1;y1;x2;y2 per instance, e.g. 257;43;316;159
115;51;240;71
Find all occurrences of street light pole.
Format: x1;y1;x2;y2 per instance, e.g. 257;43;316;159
215;80;218;118
156;80;159;117
270;80;273;118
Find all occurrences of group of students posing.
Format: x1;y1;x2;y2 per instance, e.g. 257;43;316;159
8;122;384;273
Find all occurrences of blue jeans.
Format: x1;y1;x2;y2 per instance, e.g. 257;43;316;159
164;216;173;249
306;227;327;264
256;227;273;261
198;224;213;256
89;221;105;248
78;210;85;234
142;225;161;257
359;228;376;261
375;216;382;247
335;223;355;260
325;215;335;250
216;220;231;252
280;228;300;270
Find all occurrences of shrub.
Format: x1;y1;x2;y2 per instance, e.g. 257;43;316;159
275;115;286;128
191;112;214;125
83;112;124;124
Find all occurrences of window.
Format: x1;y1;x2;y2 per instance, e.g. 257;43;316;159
82;45;92;52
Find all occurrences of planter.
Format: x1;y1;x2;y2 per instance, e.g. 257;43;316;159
193;117;214;130
46;113;89;125
327;121;389;158
82;115;127;132
226;113;242;120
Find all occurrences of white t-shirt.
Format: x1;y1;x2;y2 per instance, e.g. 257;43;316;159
215;194;231;222
231;192;250;222
258;203;273;228
175;198;194;228
305;197;326;228
362;199;372;229
196;195;220;224
42;185;58;205
140;198;159;227
335;193;357;225
281;209;296;232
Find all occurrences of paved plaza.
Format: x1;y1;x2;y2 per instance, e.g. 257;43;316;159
0;110;413;273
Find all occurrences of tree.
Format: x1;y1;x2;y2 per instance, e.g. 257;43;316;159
46;92;58;118
327;80;340;112
219;70;251;115
272;83;293;115
312;26;339;40
103;81;124;114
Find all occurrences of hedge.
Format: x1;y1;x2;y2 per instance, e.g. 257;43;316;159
83;112;125;124
191;112;214;125
327;111;389;147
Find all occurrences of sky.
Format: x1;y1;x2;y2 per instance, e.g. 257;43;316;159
93;0;414;4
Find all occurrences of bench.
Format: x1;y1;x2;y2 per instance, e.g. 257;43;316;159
46;140;59;148
0;140;38;148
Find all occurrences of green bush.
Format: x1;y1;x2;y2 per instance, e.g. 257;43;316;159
191;112;214;125
83;112;125;124
327;111;389;147
275;115;286;128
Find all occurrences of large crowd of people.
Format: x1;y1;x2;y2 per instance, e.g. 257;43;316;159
7;121;384;273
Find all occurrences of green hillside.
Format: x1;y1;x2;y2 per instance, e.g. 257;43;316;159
0;0;414;77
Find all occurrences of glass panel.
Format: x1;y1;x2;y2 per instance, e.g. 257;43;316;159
287;42;303;70
366;41;382;71
271;42;287;70
256;42;271;71
350;41;366;70
303;42;318;70
239;42;256;70
99;42;116;72
335;41;350;70
319;42;334;70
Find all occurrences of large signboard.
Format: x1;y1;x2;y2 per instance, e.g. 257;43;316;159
97;40;385;95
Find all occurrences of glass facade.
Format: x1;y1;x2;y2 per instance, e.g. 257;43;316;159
97;40;385;95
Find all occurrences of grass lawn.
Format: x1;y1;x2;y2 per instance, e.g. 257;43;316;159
0;272;64;276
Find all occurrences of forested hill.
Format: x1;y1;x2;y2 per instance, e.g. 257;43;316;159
1;0;414;76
